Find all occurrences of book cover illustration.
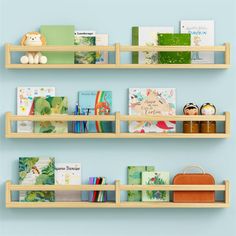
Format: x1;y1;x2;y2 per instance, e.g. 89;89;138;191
89;177;107;202
129;88;176;133
19;157;55;202
127;166;155;201
96;34;109;64
158;33;191;64
142;171;170;202
132;26;174;64
17;87;55;133
55;163;81;202
78;91;112;133
40;25;75;64
181;20;214;64
74;31;96;64
34;96;68;133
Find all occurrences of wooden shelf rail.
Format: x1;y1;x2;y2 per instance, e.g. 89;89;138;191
5;43;230;69
5;112;230;139
5;180;230;208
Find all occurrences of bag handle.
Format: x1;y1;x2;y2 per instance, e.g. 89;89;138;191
183;165;205;174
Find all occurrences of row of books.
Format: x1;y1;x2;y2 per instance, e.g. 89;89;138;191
17;87;176;134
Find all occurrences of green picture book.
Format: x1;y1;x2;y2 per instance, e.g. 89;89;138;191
127;166;155;201
158;33;191;64
40;25;75;64
19;157;55;202
34;96;68;133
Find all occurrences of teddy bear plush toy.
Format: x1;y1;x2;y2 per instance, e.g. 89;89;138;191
20;32;47;64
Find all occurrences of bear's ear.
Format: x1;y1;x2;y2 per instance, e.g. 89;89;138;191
20;34;27;46
26;33;30;37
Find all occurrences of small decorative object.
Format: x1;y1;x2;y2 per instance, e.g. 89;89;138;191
20;32;47;64
183;103;200;133
200;103;216;133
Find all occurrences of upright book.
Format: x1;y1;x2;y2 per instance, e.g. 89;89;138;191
180;20;215;64
17;87;55;133
158;33;191;64
129;88;176;133
132;26;174;64
96;34;109;64
142;171;170;202
127;166;155;201
34;96;68;133
19;157;55;202
40;25;75;64
55;163;81;202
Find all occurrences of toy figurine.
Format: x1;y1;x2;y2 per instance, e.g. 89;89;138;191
183;103;200;133
200;103;216;133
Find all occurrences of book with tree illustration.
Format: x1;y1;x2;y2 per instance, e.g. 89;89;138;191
129;88;176;133
34;96;68;133
17;87;55;133
74;31;96;64
128;166;155;201
142;171;170;202
78;91;112;133
158;33;191;64
19;157;55;202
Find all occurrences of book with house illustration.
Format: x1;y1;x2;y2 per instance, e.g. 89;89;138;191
132;26;174;64
19;157;55;202
127;166;155;201
78;91;112;133
17;87;55;133
129;88;176;133
96;34;109;64
34;96;68;133
142;171;170;202
74;31;96;64
158;33;191;64
55;163;81;202
181;20;215;64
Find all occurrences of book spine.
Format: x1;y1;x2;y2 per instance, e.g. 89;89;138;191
89;177;94;202
132;27;139;64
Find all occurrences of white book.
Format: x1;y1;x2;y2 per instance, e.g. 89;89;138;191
55;163;81;202
180;20;214;64
96;34;109;64
17;87;55;133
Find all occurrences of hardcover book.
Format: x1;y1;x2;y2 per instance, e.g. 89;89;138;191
127;166;155;201
129;88;176;133
78;91;112;133
89;177;107;202
55;163;81;202
19;157;55;202
17;87;55;133
40;25;75;64
96;34;109;64
74;31;96;64
132;26;174;64
158;33;191;64
181;20;214;64
142;171;170;202
34;96;68;133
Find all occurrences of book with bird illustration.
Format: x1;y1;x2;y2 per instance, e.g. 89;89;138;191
19;157;55;202
129;88;176;133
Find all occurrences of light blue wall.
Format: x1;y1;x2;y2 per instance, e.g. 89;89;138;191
0;0;235;235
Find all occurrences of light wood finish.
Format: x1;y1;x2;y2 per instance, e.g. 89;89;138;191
5;180;229;208
5;112;230;139
5;43;230;69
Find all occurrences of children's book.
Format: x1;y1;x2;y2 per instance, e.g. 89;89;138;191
74;31;96;64
17;87;55;133
181;20;214;64
142;171;170;202
132;26;174;64
96;34;109;64
158;33;191;64
78;91;112;133
127;166;155;201
129;88;176;133
19;157;55;202
89;177;107;202
34;96;68;133
55;163;81;202
40;25;75;64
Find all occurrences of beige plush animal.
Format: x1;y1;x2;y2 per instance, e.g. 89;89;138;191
20;32;47;64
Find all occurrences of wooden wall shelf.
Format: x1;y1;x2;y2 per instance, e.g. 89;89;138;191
5;43;230;69
6;180;230;208
5;112;230;139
